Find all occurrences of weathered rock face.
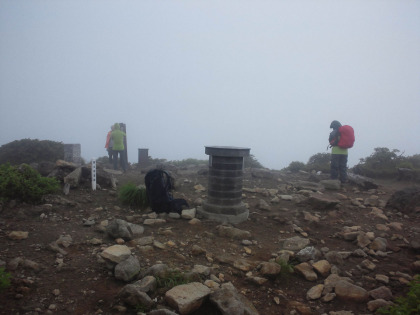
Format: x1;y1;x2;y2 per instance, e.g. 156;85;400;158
386;187;420;213
64;167;82;187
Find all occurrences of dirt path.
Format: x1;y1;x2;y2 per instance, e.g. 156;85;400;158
0;167;419;314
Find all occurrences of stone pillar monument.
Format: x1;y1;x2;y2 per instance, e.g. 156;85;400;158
63;144;82;165
138;148;149;168
198;146;250;224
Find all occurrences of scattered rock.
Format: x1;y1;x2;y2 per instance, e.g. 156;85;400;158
282;236;310;251
369;286;393;300
307;284;324;300
320;180;341;190
114;255;141;282
367;299;393;312
209;282;259;315
8;231;29;240
294;262;318;281
259;262;281;277
106;219;144;240
101;245;131;264
118;283;154;308
386;187;420;213
306;194;340;210
165;282;210;314
312;260;331;277
334;280;369;303
217;225;251;239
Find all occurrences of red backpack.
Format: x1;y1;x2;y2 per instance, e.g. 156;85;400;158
337;125;355;149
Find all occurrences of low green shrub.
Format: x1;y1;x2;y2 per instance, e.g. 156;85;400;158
0;139;64;165
118;183;149;210
244;154;264;169
286;161;306;173
95;156;111;164
377;275;420;314
0;163;60;204
0;267;11;291
397;161;414;169
276;260;294;275
306;152;331;173
354;147;402;179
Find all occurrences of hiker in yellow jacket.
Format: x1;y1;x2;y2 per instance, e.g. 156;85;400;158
111;123;127;172
329;120;348;183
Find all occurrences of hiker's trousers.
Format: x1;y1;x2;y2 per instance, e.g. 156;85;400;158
331;154;348;183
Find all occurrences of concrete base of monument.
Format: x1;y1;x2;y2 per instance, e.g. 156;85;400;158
197;202;249;224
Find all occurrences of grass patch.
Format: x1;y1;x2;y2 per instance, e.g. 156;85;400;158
0;267;11;291
118;183;149;210
377;275;420;314
156;270;191;290
276;259;295;277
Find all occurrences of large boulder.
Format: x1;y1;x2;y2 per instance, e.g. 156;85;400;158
106;219;145;240
386;187;420;213
347;173;378;190
165;282;211;314
209;282;259;315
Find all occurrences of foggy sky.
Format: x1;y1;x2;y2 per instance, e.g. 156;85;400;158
1;1;419;170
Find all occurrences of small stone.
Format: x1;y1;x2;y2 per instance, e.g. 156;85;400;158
189;218;201;225
8;231;29;240
312;260;331;277
369;286;393;300
322;293;336;302
360;259;376;271
306;284;324;300
367;299;393;312
115;238;125;245
375;274;389;284
335;280;369;302
294;262;317;281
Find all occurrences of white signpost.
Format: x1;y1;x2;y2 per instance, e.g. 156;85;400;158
91;158;96;191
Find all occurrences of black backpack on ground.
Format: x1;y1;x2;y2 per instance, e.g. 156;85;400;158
144;169;189;214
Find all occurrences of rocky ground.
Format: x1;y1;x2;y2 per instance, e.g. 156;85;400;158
0;162;419;315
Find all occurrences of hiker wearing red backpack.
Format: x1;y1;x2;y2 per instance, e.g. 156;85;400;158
328;120;355;183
